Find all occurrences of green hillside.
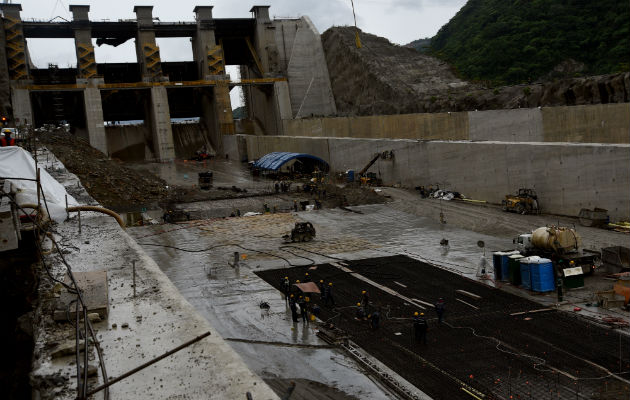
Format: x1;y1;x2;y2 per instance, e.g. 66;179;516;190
430;0;630;85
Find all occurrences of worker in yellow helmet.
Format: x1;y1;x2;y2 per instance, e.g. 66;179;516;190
281;276;290;301
413;312;427;344
304;272;311;282
318;279;326;302
355;302;366;320
324;282;336;307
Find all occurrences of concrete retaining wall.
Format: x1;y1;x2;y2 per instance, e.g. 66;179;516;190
283;103;630;143
232;134;630;220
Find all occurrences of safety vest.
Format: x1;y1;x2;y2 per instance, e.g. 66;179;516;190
0;137;15;146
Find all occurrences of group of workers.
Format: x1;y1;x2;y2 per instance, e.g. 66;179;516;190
281;273;336;323
280;272;447;344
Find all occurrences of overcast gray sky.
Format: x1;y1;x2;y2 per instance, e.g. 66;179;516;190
18;0;466;108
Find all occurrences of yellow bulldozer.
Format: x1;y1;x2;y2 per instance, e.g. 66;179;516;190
502;188;539;215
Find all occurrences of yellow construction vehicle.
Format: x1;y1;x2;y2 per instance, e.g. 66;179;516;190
502;188;539;215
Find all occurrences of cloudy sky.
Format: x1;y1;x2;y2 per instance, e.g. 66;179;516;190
18;0;466;107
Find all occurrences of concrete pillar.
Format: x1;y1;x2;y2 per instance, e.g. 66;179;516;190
10;86;32;126
274;81;292;124
133;6;164;82
192;6;225;79
249;6;280;76
148;86;175;161
82;84;107;155
192;6;233;153
0;4;29;81
69;5;97;80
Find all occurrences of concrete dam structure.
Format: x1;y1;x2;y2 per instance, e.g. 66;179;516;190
0;3;335;161
1;3;628;220
225;102;630;220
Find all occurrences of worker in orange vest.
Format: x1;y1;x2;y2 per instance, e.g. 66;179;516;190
0;129;16;146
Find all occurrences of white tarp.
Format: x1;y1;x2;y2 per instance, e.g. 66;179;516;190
0;146;78;222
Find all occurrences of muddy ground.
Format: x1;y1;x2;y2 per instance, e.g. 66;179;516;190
37;130;384;215
256;255;630;400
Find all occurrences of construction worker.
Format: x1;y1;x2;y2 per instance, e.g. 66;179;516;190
318;280;326;301
324;282;336;307
281;276;290;300
369;311;380;330
304;272;311;282
0;129;15;146
413;312;427;344
289;294;299;322
297;296;307;322
293;200;298;212
435;298;446;324
355;303;366;320
361;290;370;306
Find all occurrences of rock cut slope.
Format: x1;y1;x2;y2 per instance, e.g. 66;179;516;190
322;27;477;115
322;27;630;116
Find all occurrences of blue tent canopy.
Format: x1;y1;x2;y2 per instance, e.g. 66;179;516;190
252;152;329;171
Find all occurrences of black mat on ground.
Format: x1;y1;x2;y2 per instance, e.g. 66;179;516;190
256;255;630;400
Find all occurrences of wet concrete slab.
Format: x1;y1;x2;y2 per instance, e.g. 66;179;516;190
31;148;279;400
131;198;630;399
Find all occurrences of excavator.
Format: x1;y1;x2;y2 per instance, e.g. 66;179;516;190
357;153;383;186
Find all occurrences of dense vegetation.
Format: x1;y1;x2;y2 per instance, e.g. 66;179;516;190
429;0;630;85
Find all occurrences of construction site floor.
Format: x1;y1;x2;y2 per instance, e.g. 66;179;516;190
130;197;630;400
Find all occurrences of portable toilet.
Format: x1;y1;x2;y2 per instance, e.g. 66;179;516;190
519;256;539;290
346;170;355;183
493;252;505;280
531;258;555;292
508;254;524;285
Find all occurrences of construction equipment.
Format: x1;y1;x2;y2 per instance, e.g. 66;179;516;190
358;153;381;176
284;222;316;242
514;226;600;275
502;188;539;215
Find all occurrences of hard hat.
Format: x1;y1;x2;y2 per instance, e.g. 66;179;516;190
305;272;309;276
361;290;366;294
290;294;294;298
296;280;300;283
569;260;575;265
329;282;333;286
320;280;324;283
420;313;424;316
414;312;418;316
357;303;361;307
284;276;288;279
299;296;303;299
305;297;310;302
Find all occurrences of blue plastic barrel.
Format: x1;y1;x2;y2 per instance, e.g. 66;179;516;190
531;258;555;292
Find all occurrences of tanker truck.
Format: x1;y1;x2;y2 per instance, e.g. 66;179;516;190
514;226;600;275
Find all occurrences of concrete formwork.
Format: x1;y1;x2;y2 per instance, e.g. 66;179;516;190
542;103;630;143
282;103;630;144
234;134;630;220
469;108;543;142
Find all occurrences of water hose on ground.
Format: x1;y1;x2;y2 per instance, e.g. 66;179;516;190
67;206;126;229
